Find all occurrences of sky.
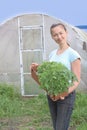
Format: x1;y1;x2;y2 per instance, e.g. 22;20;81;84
0;0;87;28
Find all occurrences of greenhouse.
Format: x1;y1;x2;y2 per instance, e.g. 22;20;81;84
0;13;87;96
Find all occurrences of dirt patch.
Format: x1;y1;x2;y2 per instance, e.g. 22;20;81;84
0;117;76;130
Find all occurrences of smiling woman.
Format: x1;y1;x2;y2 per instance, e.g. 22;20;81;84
30;23;81;130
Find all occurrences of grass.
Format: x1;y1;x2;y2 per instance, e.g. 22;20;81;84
71;92;87;130
77;122;87;130
0;83;87;130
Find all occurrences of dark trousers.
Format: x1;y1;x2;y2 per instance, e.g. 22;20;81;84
47;91;76;130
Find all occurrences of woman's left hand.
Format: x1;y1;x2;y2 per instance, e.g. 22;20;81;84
50;92;68;101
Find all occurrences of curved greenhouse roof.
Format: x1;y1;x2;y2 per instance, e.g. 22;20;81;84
0;13;87;96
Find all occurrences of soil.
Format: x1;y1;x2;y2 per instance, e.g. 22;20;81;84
0;117;76;130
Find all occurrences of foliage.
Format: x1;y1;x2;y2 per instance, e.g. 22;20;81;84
0;83;22;118
37;61;77;96
77;122;87;130
0;83;14;98
0;83;87;130
71;92;87;127
0;83;20;99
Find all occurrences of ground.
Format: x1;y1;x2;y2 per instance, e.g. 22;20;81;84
0;116;76;130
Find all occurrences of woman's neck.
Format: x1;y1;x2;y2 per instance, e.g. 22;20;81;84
57;43;69;54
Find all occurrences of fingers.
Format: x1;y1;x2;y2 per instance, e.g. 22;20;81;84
30;63;39;71
50;95;65;101
31;63;39;66
59;96;65;100
49;95;55;101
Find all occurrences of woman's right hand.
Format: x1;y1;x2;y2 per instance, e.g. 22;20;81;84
30;63;40;85
30;63;39;72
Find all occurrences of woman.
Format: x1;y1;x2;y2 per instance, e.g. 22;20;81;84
31;23;81;130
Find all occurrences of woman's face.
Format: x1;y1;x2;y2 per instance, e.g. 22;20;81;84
51;25;67;45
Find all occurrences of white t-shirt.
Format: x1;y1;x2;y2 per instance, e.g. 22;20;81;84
49;47;81;70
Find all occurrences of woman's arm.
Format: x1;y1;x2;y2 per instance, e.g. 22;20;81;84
30;63;40;85
68;58;81;94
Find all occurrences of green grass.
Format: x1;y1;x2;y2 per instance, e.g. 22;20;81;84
71;92;87;130
0;83;87;130
77;122;87;130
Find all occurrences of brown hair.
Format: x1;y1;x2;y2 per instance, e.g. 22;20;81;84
50;23;67;34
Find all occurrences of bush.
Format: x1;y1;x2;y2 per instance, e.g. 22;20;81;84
37;61;77;96
0;83;22;117
0;83;20;99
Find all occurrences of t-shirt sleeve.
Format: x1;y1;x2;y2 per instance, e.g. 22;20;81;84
70;50;81;62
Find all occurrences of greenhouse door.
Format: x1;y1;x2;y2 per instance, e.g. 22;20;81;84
19;26;44;96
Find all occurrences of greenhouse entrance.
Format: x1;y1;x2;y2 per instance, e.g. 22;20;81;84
19;25;44;96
